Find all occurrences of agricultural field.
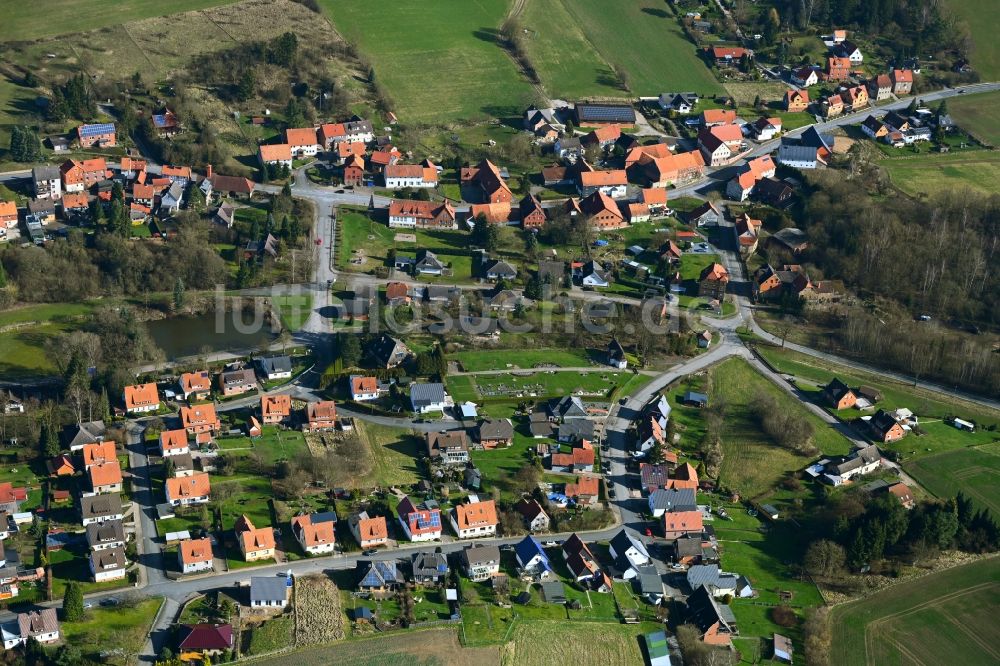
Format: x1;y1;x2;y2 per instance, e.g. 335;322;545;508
831;556;1000;666
559;0;725;97
708;358;853;496
950;0;1000;80
754;344;1000;461
0;0;239;41
905;443;1000;514
880;150;1000;197
947;90;1000;145
321;0;537;124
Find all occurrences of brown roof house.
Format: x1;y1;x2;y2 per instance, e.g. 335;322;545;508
426;430;470;465
698;263;730;301
304;401;338;432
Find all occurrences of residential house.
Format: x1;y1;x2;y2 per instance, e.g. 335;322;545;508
27;198;55;226
688;564;753;598
708;45;747;65
81;441;117;470
356;560;404;595
609;530;651;578
640;463;671;493
0;200;17;230
891;69;914;95
823;444;882;483
410;383;448;414
579;190;625;228
663;510;704;540
861;115;889;141
869;410;906;443
367;334;411;369
553;137;582;160
384;281;410;306
284;127;321;157
564;474;601;507
698;124;743;166
577;168;628;198
56;192;87;217
291;512;337;555
462;544;501;581
701;109;737;127
218;368;257;397
476;419;514;448
411;551;449;584
460;159;513;204
549;395;588;421
160;165;192;185
686;585;738;646
556;419;595;444
688;200;722;227
836;40;864;64
735;212;763;254
397;497;442;542
791;66;819;87
318;119;374;147
658;92;699;113
349;375;381;402
888;482;915;509
178;624;233;658
123;382;160;414
648;488;697;518
822;378;857;410
349;512;388;549
179;371;212;401
726;155;776;201
250;575;291;608
450;499;498;539
515;498;550;532
342;154;365;187
667;462;700;490
178;538;214;574
89;546;127;582
260;395;291;425
768;227;810;253
784;89;810;112
426;430;470;465
562;534;610;591
235;515;276;562
634;565;665;603
755;178;794;207
515;536;552;579
80;493;123;526
159;181;185;215
258;143;293;170
33;166;62;200
576;260;609;287
1;609;60;649
750;117;782;141
180;404;221;435
166;473;211;506
753;264;812;300
549;446;596;474
822;94;845;118
368;147;402;172
88;461;123;495
698;263;730;300
85;519;125;552
868;74;893;101
574;104;636;126
518;193;547;229
304;401;337;432
388;199;457;229
843;84;869;110
384;160;438;188
483;258;517;282
48;455;75;477
77;123;116;148
826;57;852;81
208;173;256;199
257;356;292;381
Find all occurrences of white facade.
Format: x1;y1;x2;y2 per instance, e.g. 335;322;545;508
35;177;62;199
62;181;84;194
299;537;336;555
181;558;213;574
289;143;319;157
82;511;123;527
352;389;379;401
388;214;417;228
385;175;436;189
160;443;190;458
449;516;497;540
398;518;441;542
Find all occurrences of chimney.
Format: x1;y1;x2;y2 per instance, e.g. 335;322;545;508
206;164;213;179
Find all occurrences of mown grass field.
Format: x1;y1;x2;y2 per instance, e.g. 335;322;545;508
559;0;725;96
61;598;164;661
947;90;1000;145
0;302;97;378
831;556;1000;666
880;150;1000;197
499;620;658;666
950;0;1000;80
0;0;238;41
905;443;1000;514
321;0;536;123
450;348;595;372
709;358;853;496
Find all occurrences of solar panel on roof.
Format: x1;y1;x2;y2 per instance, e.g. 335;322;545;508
79;123;115;137
577;105;636;123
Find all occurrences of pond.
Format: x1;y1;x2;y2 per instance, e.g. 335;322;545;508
145;311;277;359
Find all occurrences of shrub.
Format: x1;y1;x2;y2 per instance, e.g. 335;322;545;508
771;605;798;628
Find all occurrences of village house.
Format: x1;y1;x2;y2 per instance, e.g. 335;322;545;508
76;123;116;148
32;166;61;200
549;446;596;474
843;84;870;110
291;512;337;555
609;530;651;578
366;334;411;368
397;496;442;542
235;515;276;562
698;124;743;166
582;125;622;150
791;66;819;87
349;375;381;401
515;498;550;532
624;142;671;169
462;544;501;581
250;575;290;609
258;143;293;170
515;536;553;580
518;193;547;229
166;473;211;506
181;404;221;435
701;109;737;127
356;560;404;596
208;172;256;199
81;441;116;470
735;212;763;255
784;89;810;112
688;564;753;599
85;520;125;552
218;368;256;397
179;371;212;401
562;533;611;591
450;499;498;539
663;509;704;540
388;199;457;229
726;155;776;201
868;410;907;443
564;474;601;507
461;159;513;204
304;401;337;432
88;461;123;495
577;168;628;199
284;127;321;157
349;511;388;549
822;378;857;410
178;537;214;574
123;382;160;414
384;159;438;188
411;551;449;584
868;74;893;101
835;39;864;64
822;93;846;118
891;69;914;95
659;92;699;113
1;609;60;649
318;119;374;148
579;190;625;229
749;117;782;141
410;383;448;414
698;263;730;301
426;430;469;465
476;418;514;448
89;546;127;582
342;153;365;187
177;624;233;659
752;264;813;300
820;444;883;485
686;585;738;646
648;488;697;518
260;394;292;425
826;57;852;81
80;494;123;526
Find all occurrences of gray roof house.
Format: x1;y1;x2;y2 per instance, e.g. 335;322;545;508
414;250;446;275
648;488;697;517
85;519;126;551
80;494;123;525
366;334;411;368
549;396;587;421
557;418;594;443
484;259;517;281
411;551;449;583
257;356;292;380
65;420;106;451
250;575;291;607
410;383;448;414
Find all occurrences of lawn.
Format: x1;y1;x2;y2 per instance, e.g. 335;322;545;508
831;556;1000;666
950;0;1000;80
321;0;537;124
273;294;313;332
446;375;479;403
247;616;295;655
904;443;1000;514
754;344;1000;461
473;370;631;400
558;0;725;97
61;598;164;661
0;302;97;377
312;420;422;490
49;543;134;598
708;358;853;497
450;348;595;372
499;620;663;666
0;0;239;41
947;90;1000;145
880;150;1000;197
